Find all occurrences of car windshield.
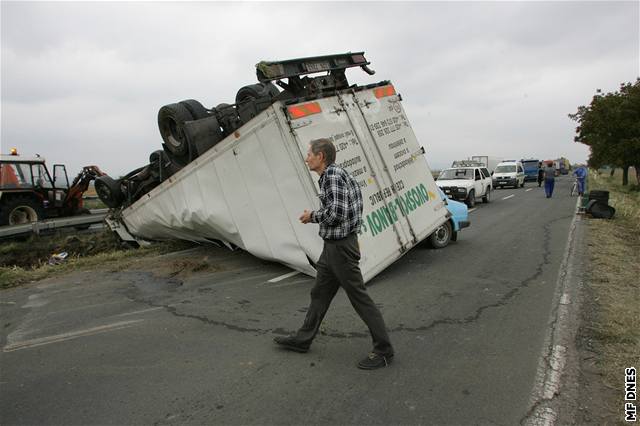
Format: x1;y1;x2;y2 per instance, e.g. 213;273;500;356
439;168;473;180
495;165;516;173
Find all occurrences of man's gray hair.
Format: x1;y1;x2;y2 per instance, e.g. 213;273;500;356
309;138;336;166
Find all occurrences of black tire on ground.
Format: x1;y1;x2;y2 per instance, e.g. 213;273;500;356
95;175;124;209
158;103;193;157
0;196;44;226
482;188;491;203
429;220;452;249
466;189;476;208
179;99;209;120
521;180;525;188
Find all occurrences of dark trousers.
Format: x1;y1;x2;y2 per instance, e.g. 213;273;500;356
544;178;555;197
294;233;393;356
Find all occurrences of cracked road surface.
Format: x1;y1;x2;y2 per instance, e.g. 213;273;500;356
0;178;581;425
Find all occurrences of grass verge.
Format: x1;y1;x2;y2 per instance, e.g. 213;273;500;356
0;230;197;289
583;168;640;422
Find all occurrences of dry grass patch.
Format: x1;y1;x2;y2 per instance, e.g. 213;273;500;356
584;168;640;422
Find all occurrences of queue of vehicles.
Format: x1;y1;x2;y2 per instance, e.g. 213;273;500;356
434;155;572;207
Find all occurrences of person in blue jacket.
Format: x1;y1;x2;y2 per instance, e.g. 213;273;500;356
573;164;587;196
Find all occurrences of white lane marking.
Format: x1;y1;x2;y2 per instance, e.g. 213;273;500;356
502;194;515;200
544;345;567;399
468;208;477;213
113;307;164;318
526;188;533;192
3;320;144;352
267;271;300;283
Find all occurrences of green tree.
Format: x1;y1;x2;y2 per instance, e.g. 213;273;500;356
569;79;640;186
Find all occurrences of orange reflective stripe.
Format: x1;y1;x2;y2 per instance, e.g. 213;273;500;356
287;102;322;119
374;85;396;98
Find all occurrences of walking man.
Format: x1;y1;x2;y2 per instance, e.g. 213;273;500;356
543;161;556;198
274;138;394;370
537;162;544;187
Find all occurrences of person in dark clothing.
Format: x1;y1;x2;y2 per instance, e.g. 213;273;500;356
543;161;556;198
274;138;394;370
537;162;544;187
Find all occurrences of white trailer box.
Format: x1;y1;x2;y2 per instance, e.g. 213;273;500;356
118;83;448;283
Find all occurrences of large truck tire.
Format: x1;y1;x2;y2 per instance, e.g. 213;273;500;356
0;196;43;226
183;116;225;157
158;103;194;157
235;82;279;104
179;99;209;120
95;175;124;209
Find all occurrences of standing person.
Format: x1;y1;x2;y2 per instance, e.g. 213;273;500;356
274;138;394;370
573;164;587;196
537;162;544;187
543;161;556;198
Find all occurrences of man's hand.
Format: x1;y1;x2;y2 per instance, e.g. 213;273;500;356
299;210;313;224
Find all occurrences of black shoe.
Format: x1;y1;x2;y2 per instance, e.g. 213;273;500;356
273;336;309;353
357;352;394;370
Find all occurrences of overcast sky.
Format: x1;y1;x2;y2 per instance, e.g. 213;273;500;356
1;1;638;176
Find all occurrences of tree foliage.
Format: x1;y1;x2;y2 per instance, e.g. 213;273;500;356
569;79;640;185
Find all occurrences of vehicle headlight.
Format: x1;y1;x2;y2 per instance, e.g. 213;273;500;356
457;188;466;193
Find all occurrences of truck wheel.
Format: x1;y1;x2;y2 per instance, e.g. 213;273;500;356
179;99;209;120
158;103;193;157
482;188;490;203
0;196;43;226
235;82;279;104
429;221;452;249
521;180;525;188
466;190;475;207
95;175;124;209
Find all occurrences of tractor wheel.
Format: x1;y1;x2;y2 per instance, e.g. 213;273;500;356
0;196;44;226
158;103;194;157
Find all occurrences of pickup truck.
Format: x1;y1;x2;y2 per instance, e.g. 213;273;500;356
435;163;492;207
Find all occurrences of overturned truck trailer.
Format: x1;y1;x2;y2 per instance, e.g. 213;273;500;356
107;52;449;283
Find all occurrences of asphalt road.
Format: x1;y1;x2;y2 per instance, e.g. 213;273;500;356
0;177;580;425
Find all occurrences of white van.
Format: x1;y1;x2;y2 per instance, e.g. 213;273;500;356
492;161;525;189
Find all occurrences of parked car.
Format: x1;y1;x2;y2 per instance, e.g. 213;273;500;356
427;187;471;249
436;162;492;207
492;161;525;189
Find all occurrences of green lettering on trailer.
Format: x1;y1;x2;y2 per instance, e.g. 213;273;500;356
361;183;432;237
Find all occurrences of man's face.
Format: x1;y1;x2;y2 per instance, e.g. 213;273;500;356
305;146;324;173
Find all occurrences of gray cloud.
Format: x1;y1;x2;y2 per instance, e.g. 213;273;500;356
2;1;638;175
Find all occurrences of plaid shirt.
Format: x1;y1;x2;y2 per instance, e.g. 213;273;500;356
311;163;363;240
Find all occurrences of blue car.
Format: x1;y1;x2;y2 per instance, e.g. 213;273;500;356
429;187;471;248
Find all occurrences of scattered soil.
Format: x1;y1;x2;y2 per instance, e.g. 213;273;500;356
0;231;129;269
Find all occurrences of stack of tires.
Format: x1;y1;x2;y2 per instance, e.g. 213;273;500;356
586;190;615;219
96;82;280;210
